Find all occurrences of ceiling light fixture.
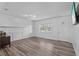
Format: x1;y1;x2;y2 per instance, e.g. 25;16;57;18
23;14;37;18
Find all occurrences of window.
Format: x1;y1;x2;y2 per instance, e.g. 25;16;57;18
40;24;51;32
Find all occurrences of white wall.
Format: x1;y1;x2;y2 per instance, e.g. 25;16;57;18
32;15;73;43
71;24;79;56
0;14;32;41
69;2;79;56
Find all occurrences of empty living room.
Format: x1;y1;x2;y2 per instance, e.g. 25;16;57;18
0;1;79;57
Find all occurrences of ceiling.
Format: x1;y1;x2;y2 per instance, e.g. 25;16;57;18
0;2;72;20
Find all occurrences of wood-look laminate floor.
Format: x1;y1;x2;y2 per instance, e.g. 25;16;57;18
0;37;75;56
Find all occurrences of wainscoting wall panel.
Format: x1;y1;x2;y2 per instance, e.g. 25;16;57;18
0;26;32;41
